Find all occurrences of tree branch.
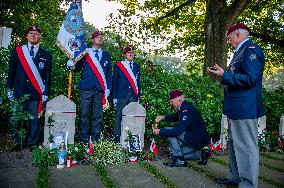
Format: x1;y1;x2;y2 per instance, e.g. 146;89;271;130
154;0;196;25
226;0;251;24
250;32;284;48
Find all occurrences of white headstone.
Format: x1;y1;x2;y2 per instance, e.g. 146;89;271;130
258;115;266;136
120;102;146;150
220;114;228;149
0;27;12;49
44;95;76;148
280;116;284;136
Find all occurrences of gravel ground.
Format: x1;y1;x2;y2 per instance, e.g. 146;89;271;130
0;133;33;168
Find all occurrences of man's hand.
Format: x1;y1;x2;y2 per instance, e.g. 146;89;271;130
113;99;117;107
155;115;165;123
42;95;48;102
7;90;14;101
66;60;75;70
152;127;160;135
206;64;224;77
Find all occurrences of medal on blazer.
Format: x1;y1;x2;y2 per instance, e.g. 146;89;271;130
39;61;45;69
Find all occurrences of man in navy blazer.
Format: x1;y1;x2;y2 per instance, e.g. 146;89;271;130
153;90;210;167
207;23;265;187
7;25;52;150
112;45;141;143
67;31;112;143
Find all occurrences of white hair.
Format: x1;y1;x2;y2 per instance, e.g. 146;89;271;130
235;28;250;39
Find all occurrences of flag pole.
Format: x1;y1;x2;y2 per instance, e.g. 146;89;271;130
68;70;72;99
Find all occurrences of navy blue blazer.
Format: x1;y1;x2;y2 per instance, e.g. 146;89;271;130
7;45;52;101
112;61;141;100
74;50;112;92
159;101;210;150
221;40;265;119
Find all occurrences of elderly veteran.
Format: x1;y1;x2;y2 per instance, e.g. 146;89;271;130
153;89;210;167
207;23;265;187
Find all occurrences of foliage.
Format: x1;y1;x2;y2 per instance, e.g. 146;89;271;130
107;0;283;75
263;87;284;130
138;150;157;161
31;146;57;167
94;163;116;188
258;130;284;152
140;60;223;137
36;167;49;188
92;137;127;166
67;142;88;161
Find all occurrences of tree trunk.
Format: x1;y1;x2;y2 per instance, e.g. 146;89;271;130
203;0;229;74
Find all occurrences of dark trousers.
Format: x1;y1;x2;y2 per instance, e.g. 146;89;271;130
113;92;137;143
15;101;40;145
79;89;103;143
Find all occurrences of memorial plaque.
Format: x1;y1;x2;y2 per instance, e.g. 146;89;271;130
44;95;76;148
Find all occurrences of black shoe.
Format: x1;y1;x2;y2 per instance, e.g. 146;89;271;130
198;148;211;165
164;159;186;167
215;178;239;185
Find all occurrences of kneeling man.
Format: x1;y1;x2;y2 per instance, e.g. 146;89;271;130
153;89;210;167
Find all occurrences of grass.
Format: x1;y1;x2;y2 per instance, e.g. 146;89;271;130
139;161;177;188
260;152;284;161
35;166;49;188
94;164;116;188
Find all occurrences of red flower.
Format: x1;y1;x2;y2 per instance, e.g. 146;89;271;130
273;132;279;137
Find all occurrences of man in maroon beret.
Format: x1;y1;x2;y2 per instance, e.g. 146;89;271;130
7;25;52;151
112;44;141;143
153;90;210;167
67;30;112;143
207;23;265;187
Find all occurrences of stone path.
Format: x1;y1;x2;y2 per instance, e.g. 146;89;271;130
1;152;284;188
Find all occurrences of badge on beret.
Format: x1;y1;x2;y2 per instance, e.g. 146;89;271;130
182;116;187;120
39;62;45;69
250;54;257;61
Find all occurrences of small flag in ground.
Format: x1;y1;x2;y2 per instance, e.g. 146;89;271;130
209;138;214;151
213;139;222;152
150;138;158;155
278;138;283;148
87;136;93;155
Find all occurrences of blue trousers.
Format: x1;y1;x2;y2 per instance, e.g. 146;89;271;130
167;131;201;160
79;89;103;143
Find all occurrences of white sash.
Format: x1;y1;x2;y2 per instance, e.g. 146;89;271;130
21;45;45;93
121;61;138;93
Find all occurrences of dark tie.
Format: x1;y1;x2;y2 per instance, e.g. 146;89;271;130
95;50;99;61
130;62;133;70
30;46;34;59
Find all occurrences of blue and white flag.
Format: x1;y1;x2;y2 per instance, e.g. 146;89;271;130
56;0;87;62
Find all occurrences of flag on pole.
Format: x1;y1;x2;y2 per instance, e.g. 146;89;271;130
56;0;87;63
150;138;158;155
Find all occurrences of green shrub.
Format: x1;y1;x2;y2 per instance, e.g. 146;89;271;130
263;87;284;130
92;137;126;166
32;146;57;167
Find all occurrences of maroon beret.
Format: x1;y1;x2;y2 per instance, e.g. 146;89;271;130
122;45;135;54
25;25;41;36
226;23;250;36
168;89;183;100
91;31;103;39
